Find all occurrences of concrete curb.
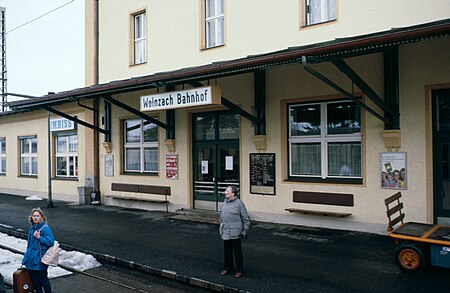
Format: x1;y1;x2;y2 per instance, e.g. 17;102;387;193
0;226;250;293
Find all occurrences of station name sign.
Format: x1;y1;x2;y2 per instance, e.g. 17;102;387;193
140;86;221;111
50;118;76;132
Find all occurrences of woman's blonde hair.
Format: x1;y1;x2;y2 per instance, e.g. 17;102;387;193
28;207;47;224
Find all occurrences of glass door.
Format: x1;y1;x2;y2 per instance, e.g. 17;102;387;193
216;143;240;210
193;111;240;211
194;144;217;209
433;89;450;221
434;140;450;218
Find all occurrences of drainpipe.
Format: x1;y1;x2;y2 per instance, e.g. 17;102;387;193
93;0;100;202
94;0;99;85
47;111;54;208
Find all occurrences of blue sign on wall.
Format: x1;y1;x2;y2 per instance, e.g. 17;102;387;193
50;118;76;132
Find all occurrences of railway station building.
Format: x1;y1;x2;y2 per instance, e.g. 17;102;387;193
1;1;450;234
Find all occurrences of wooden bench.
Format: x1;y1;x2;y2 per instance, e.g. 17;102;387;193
108;183;171;213
285;191;353;218
384;191;405;232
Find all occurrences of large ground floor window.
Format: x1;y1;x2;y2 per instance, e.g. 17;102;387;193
288;100;362;182
0;138;5;174
123;118;159;174
20;136;38;176
55;133;78;178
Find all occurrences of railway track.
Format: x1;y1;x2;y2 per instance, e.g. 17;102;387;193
0;241;212;293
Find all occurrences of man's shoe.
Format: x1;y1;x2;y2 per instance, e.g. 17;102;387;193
220;270;228;276
234;272;243;278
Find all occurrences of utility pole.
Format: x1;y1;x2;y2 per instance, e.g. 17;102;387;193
0;7;6;112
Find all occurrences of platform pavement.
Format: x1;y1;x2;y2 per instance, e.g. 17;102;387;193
0;193;449;293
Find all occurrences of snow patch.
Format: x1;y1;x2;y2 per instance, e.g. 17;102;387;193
25;196;44;201
0;232;101;285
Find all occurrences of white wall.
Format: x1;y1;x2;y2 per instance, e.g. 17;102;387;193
98;0;450;83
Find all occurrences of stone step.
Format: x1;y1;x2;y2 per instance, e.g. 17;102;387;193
173;208;220;224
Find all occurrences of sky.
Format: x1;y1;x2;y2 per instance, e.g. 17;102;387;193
0;197;100;285
0;0;84;101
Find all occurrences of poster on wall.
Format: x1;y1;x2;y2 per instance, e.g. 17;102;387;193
166;154;179;180
225;156;233;170
250;153;276;195
104;155;114;177
380;152;406;189
201;161;208;174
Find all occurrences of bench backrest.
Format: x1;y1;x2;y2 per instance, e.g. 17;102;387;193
111;183;171;195
139;184;171;195
293;191;354;207
384;192;405;231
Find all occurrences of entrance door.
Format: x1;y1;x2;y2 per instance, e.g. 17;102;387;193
433;89;450;222
193;111;240;211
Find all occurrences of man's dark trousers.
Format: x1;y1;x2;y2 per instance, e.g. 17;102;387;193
224;239;243;273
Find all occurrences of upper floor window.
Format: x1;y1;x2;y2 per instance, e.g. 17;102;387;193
0;138;5;174
288;100;362;182
133;12;147;64
205;0;224;48
20;136;38;176
55;134;78;178
305;0;336;26
123;118;158;174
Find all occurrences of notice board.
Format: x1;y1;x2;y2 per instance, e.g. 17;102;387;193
250;153;275;195
104;155;114;177
166;154;179;180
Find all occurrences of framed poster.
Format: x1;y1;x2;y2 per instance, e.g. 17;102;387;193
166;154;179;180
380;152;406;190
104;155;114;177
250;153;276;195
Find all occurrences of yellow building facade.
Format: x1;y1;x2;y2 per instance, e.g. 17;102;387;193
2;0;450;234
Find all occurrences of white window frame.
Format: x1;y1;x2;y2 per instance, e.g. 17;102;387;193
305;0;336;26
205;0;224;48
134;12;147;64
123;118;159;174
55;134;78;178
0;138;5;175
288;100;362;180
20;136;38;176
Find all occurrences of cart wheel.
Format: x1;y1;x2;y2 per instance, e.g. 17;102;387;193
395;243;424;272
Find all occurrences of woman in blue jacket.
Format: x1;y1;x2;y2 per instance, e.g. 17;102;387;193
22;207;54;293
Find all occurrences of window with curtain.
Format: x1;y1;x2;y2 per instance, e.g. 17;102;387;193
288;100;362;181
124;118;158;174
205;0;224;48
55;134;78;178
0;138;5;174
20;136;38;176
134;12;147;64
305;0;336;26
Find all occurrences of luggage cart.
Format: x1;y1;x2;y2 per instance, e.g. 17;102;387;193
385;192;450;272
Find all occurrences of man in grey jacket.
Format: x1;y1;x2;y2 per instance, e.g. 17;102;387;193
219;186;250;278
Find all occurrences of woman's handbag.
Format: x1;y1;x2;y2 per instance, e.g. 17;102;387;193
39;240;60;266
38;225;59;266
13;268;34;293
